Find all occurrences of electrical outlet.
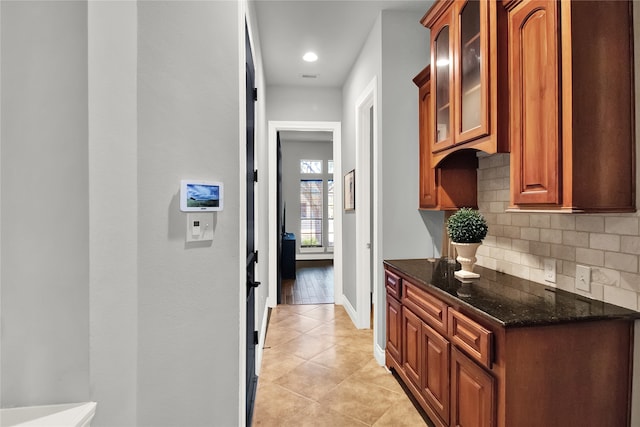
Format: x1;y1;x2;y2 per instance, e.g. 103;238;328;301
575;265;591;292
543;258;556;283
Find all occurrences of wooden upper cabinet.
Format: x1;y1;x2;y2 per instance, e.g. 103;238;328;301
506;0;635;212
414;65;479;211
508;0;560;205
422;0;509;167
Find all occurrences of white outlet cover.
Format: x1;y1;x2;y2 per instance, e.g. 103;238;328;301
575;265;591;292
543;258;556;283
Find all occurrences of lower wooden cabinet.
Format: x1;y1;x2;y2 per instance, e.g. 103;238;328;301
385;293;402;366
451;346;495;427
384;265;634;427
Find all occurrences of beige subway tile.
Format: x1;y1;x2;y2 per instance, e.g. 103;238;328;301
604;286;639;311
483;235;497;247
577;282;604;301
503;226;521;239
556;274;575;292
575;248;605;266
512;214;530;227
621;236;640;255
491;225;505;237
495;259;513;275
530;214;551;228
496;165;510;178
540;229;563;244
483;213;497;226
512;239;530;253
476;245;491;256
590;267;620;287
478;155;492;170
521;253;541;269
496;213;512;226
530;241;551;257
550;244;576;262
529;268;546;285
510;263;530;280
589;233;621;252
520;227;540;241
620;272;640;293
575;216;605;233
478;257;497;271
497;237;512;249
550;214;575;231
501;177;510;190
478;190;497;202
604;252;638;273
559;260;576;277
504;250;521;264
605;217;639;235
496;189;510;203
489;201;506;213
489;247;505;260
562;230;589;248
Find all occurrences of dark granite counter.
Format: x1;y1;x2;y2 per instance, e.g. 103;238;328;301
384;258;640;328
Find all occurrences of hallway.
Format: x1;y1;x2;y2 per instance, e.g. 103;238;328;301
252;304;429;426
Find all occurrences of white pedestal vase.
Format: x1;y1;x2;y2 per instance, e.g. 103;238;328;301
452;242;481;283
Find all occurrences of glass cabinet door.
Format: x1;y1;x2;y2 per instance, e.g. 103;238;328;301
455;0;489;142
433;21;453;150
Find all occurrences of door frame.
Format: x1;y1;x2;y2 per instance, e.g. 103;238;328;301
354;78;378;330
267;121;342;308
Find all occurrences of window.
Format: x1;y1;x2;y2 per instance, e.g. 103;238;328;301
327;179;334;247
328;160;334;174
300;179;323;247
300;160;322;174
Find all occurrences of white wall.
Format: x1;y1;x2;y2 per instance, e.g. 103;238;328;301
1;1;248;425
88;2;138;425
1;1;90;407
340;11;433;319
267;86;342;122
341;15;382;308
136;2;240;425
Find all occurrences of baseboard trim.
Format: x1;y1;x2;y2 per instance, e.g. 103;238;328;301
374;343;385;365
255;306;270;376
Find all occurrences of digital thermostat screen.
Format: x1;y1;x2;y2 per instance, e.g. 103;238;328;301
180;180;224;212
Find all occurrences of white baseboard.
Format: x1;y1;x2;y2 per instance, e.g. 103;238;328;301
255;305;270;376
342;295;359;328
374;343;385;366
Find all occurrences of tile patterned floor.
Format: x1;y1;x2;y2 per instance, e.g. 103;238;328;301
252;304;429;426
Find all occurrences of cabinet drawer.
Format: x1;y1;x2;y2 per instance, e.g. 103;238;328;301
448;308;493;369
385;270;402;299
402;281;448;336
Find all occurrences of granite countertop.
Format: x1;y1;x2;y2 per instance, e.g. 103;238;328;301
384;258;640;328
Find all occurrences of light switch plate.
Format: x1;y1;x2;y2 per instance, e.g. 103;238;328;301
575;265;591;292
543;258;556;283
186;212;214;243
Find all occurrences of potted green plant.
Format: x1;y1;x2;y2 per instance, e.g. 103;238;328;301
446;207;488;281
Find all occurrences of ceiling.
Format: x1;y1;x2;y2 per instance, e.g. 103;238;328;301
252;0;433;88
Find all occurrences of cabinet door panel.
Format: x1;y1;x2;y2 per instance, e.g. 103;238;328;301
509;0;560;205
451;347;495;427
402;307;422;388
386;294;402;365
455;0;490;143
431;11;455;152
418;69;438;208
422;323;450;425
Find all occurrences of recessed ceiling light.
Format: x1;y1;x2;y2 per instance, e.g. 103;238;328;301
303;52;318;62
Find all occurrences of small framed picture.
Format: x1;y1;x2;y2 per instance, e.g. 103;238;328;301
344;169;355;211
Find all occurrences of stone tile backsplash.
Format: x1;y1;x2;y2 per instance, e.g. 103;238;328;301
475;153;640;311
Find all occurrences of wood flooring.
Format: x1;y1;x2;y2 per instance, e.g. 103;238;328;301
282;260;334;305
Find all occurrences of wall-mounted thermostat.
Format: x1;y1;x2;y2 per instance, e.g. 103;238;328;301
180;180;223;212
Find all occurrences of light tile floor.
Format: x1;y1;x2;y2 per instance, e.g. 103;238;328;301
252;304;429;426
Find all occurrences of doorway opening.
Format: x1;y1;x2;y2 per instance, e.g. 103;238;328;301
268;121;342;309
